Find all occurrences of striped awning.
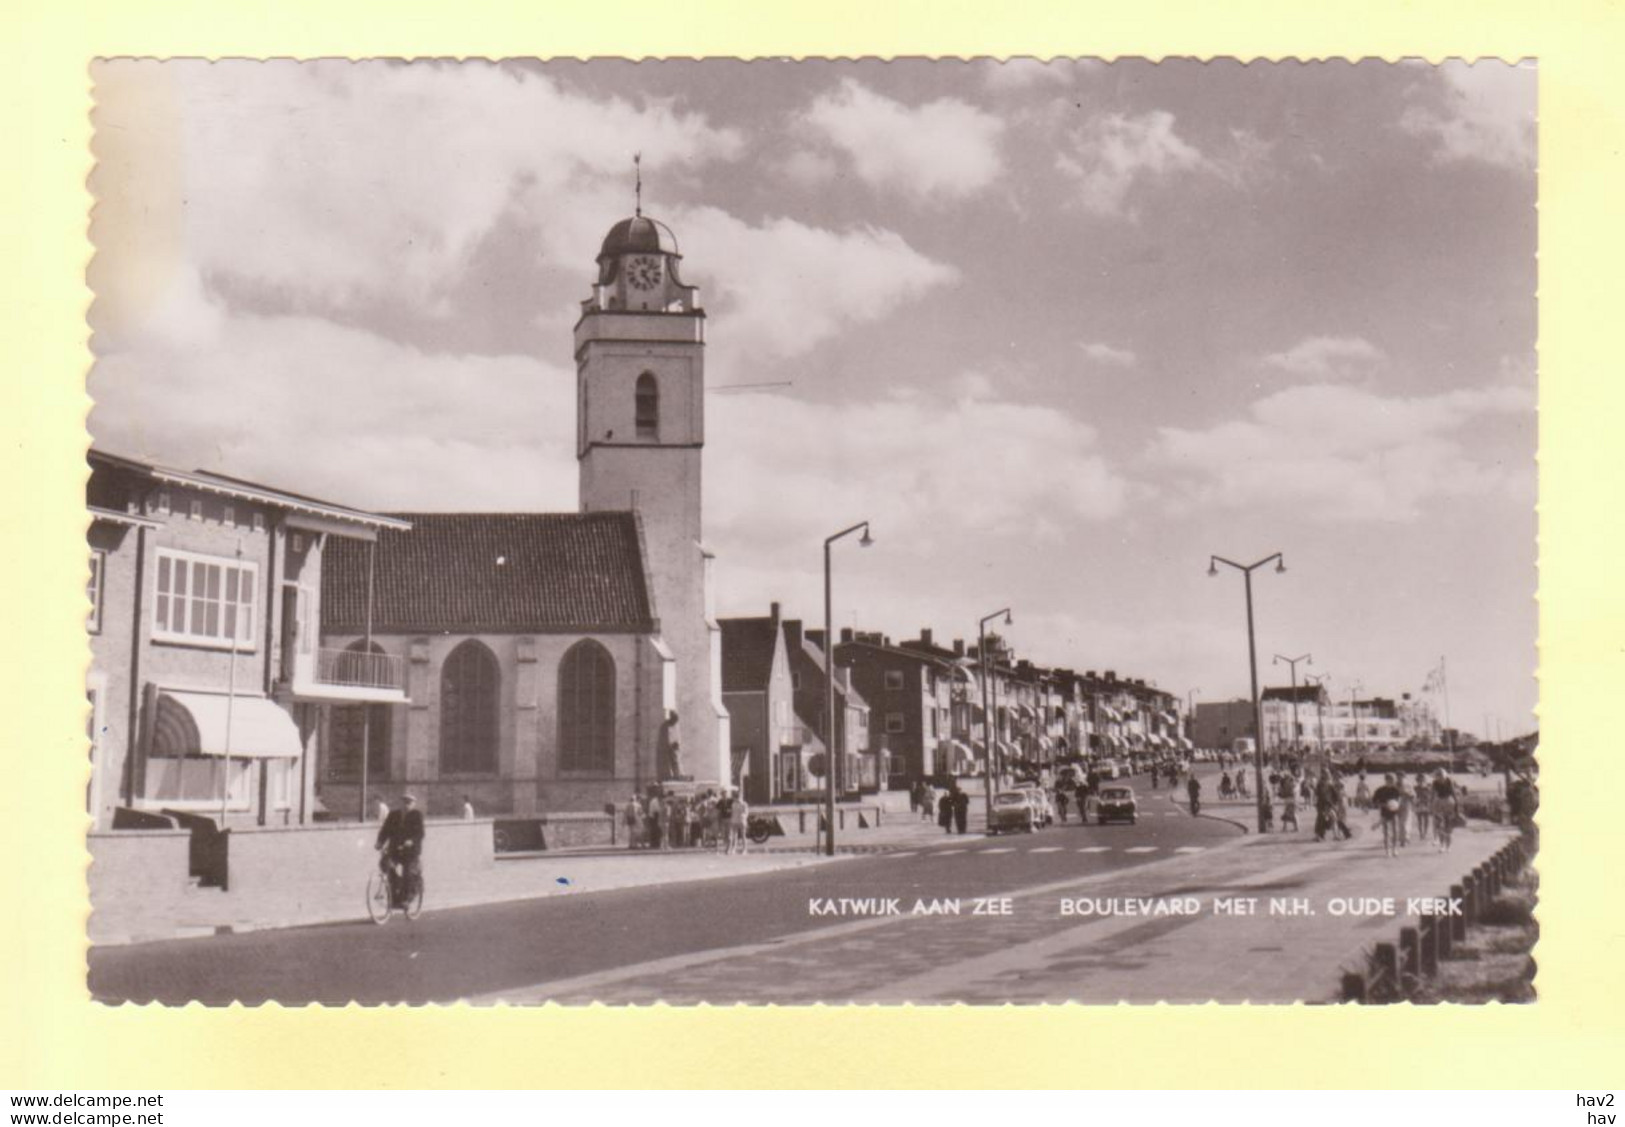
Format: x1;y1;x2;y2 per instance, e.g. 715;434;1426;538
155;691;303;759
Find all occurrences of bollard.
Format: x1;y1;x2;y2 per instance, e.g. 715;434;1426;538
1419;916;1439;976
1462;882;1477;929
1450;883;1467;942
1341;972;1366;1003
1437;902;1454;959
1373;943;1399;1002
1400;926;1420;978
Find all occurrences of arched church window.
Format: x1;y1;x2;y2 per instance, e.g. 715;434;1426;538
328;641;392;781
558;639;616;773
635;372;659;439
440;640;499;775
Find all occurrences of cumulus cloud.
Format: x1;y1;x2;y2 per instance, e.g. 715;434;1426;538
90;59;745;331
1400;61;1536;172
1055;111;1271;218
709;389;1130;561
799;78;1005;203
1078;341;1137;367
89;309;580;512
676;205;958;362
1259;336;1386;380
1148;382;1534;521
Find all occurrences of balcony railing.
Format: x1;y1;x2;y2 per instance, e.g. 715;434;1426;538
315;646;405;692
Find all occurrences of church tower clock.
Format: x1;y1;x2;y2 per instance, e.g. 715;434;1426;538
575;204;728;790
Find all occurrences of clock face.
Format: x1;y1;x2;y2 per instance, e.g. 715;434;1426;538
626;255;663;292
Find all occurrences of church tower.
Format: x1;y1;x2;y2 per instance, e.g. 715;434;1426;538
575;202;729;790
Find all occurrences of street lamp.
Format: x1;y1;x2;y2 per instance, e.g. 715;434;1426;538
1272;652;1312;758
1185;688;1199;750
1306;672;1331;757
978;607;1012;827
1346;679;1365;763
1208;552;1286;833
823;520;874;857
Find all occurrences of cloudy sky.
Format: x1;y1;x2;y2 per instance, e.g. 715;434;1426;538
87;58;1537;738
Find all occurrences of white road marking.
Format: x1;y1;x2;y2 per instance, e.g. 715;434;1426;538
1175;846;1206;853
1029;846;1062;853
890;852;917;858
939;849;967;856
1163;812;1181;817
1077;846;1111;853
1125;846;1159;853
981;847;1015;854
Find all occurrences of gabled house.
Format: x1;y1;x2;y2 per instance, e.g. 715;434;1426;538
87;449;408;829
785;621;872;799
719;603;798;805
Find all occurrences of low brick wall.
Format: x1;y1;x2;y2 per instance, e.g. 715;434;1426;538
88;829;194;943
753;804;885;837
227;818;494;897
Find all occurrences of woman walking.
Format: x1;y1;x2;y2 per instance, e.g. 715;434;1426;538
1414;775;1433;843
1372;773;1402;857
1433;771;1459;852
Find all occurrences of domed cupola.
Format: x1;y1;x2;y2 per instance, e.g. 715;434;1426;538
584;209;699;314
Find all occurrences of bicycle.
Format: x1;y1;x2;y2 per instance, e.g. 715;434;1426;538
367;852;425;924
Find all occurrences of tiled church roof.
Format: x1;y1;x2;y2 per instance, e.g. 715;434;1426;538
323;513;655;634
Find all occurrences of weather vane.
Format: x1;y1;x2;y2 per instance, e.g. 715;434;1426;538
634;152;642;217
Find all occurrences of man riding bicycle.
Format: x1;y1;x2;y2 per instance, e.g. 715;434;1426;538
375;793;425;907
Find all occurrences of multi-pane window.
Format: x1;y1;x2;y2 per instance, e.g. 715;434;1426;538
635;373;659;439
559;640;616;773
884;670;905;691
153;549;256;648
885;712;905;734
87;551;105;634
440;640;499;775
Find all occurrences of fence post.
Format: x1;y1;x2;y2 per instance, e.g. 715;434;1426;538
1400;926;1420;979
1419;916;1439;976
1462;881;1477;929
1437;901;1454;959
1372;943;1399;1002
1449;883;1468;942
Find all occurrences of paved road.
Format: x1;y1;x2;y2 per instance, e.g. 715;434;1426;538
89;796;1238;1005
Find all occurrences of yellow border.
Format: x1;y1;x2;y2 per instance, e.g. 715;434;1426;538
4;0;1622;1089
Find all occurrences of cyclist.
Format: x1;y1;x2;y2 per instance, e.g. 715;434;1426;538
1186;773;1201;817
375;793;426;907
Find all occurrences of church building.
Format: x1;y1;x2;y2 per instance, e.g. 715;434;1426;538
318;207;730;816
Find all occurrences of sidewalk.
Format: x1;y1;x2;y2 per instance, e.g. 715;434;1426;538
90;814;971;946
487;813;1520;1004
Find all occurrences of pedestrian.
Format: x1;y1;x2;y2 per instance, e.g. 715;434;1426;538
667;793;685;849
1235;771;1249;799
1281;791;1299;833
714;790;734;853
1314;773;1335;841
920;783;937;823
648;793;666;851
688;795;706;848
371;794;390;823
1219;771;1234;800
1396;777;1413;848
952;786;970;835
729;790;749;854
623;794;644;850
1414;778;1434;842
1332;774;1353;840
1372;773;1402;857
1432;771;1459;852
461;794;476;821
1354;775;1371;811
1055;787;1070;823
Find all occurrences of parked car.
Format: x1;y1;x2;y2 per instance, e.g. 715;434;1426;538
1095;784;1138;825
1017;785;1054;827
988;791;1040;834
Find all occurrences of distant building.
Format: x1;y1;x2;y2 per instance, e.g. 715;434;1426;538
87;449;406;829
719;604;797;805
785;621;872;799
1192;699;1256;751
835;629;954;790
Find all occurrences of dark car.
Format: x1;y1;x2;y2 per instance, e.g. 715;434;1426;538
1095;784;1138;825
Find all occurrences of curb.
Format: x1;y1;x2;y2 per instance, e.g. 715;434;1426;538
1163;793;1252;835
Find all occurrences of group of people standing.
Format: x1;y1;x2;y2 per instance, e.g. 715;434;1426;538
910;780;972;834
621;789;750;853
1365;771;1462;857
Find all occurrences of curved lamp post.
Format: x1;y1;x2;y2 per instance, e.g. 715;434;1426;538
823;520;873;856
1208;552;1286;833
1272;652;1312;757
